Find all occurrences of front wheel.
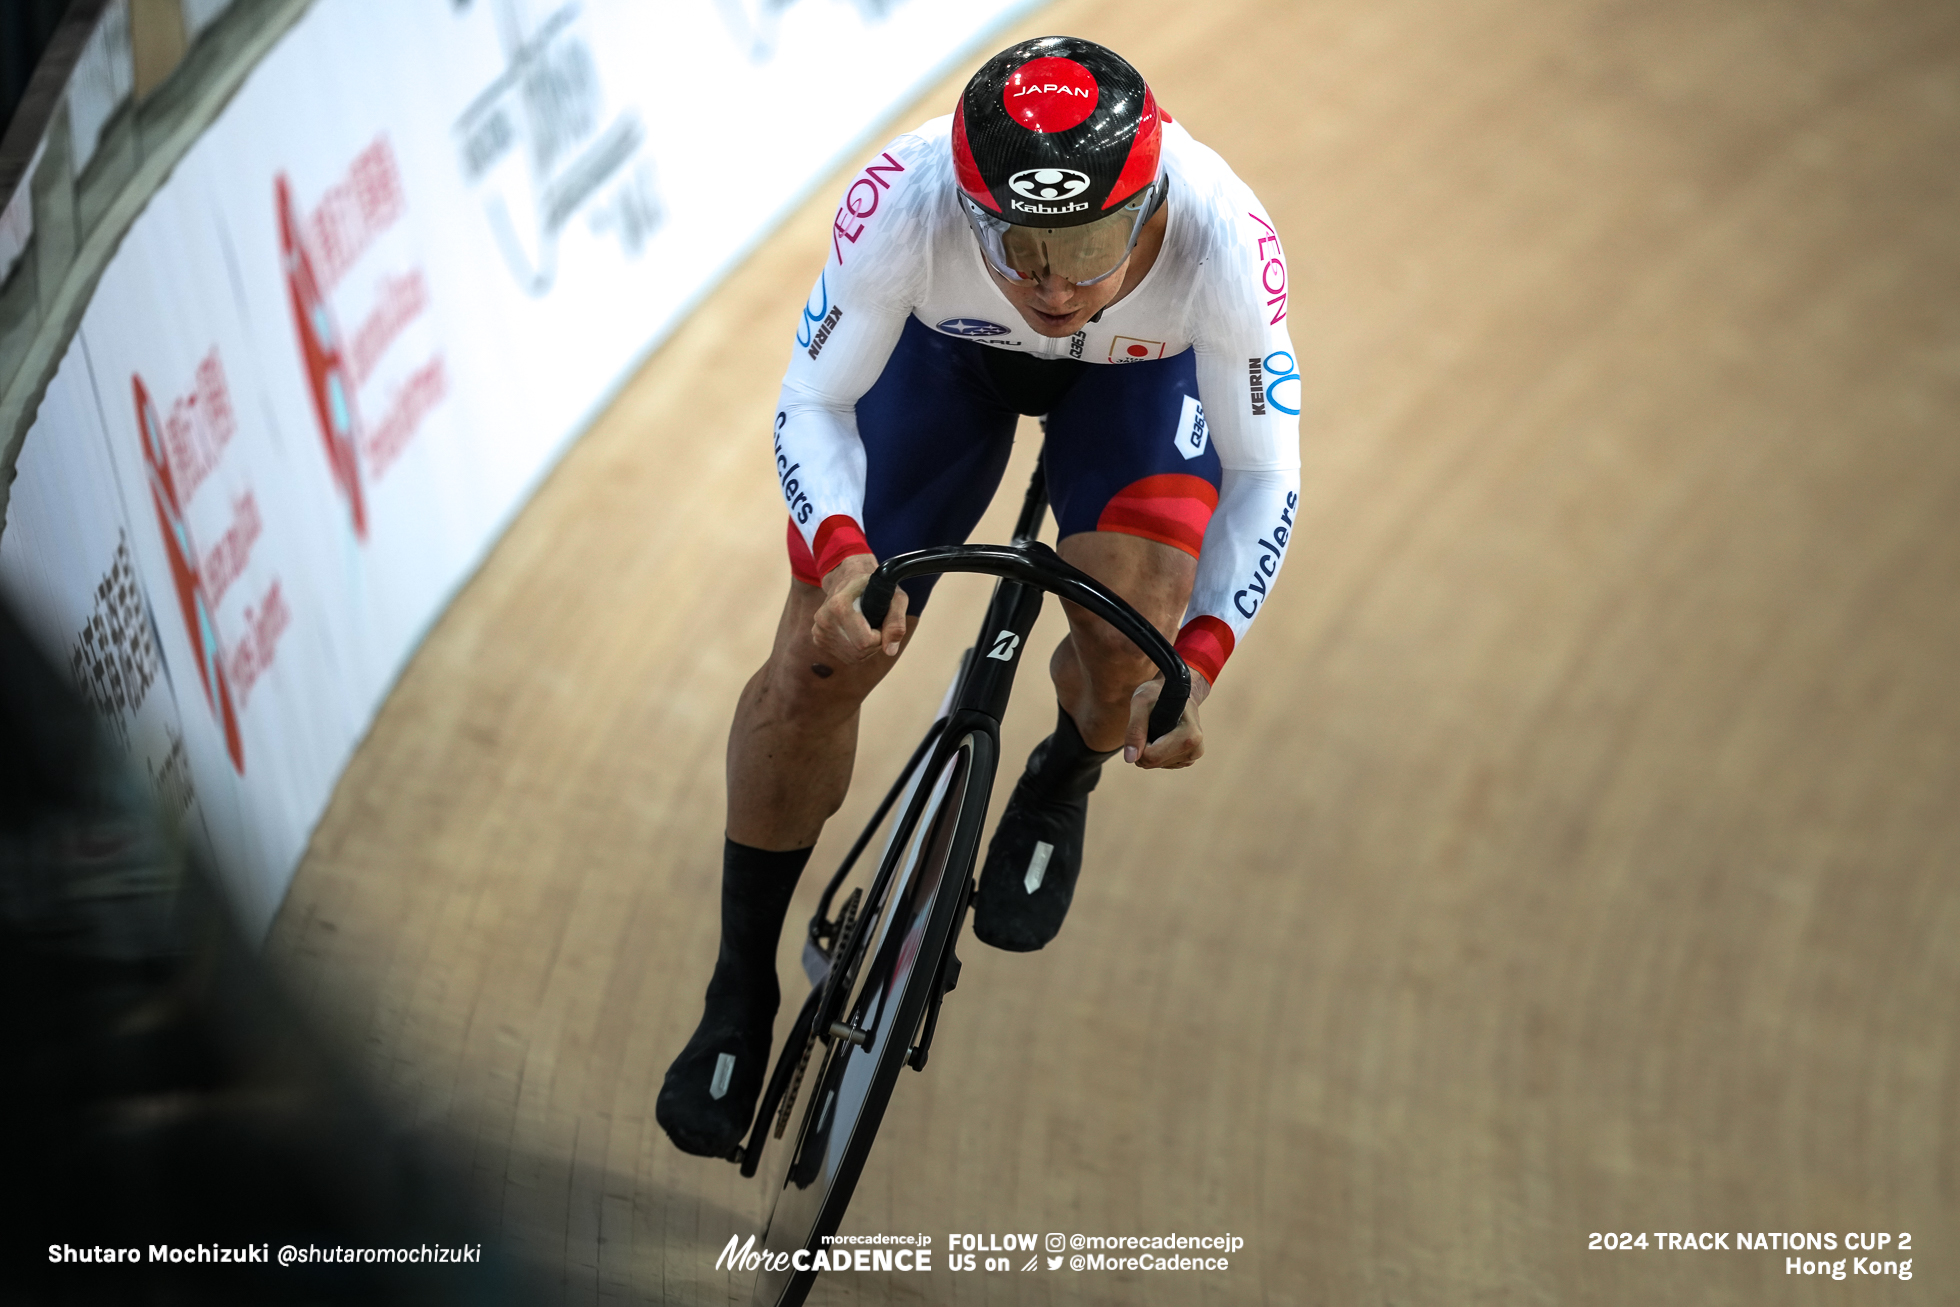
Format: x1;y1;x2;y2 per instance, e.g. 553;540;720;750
751;726;995;1307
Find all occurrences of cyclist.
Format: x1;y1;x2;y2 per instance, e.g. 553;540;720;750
659;35;1300;1159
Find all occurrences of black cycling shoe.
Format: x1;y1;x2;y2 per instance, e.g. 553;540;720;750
656;971;776;1159
972;775;1093;952
971;709;1116;953
656;840;809;1159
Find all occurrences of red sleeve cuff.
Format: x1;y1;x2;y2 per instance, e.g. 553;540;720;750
812;514;873;578
1173;616;1235;687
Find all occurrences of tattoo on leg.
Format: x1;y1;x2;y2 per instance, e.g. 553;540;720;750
810;664;834;679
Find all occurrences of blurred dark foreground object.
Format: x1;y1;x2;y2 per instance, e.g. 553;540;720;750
0;596;534;1305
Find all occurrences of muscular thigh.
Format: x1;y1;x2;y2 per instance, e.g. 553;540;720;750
1041;346;1222;566
1042;346;1218;648
757;580;919;725
1054;532;1195;693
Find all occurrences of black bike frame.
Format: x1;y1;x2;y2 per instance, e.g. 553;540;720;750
743;459;1194;1306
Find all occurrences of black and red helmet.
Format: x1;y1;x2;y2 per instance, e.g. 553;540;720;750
953;36;1165;230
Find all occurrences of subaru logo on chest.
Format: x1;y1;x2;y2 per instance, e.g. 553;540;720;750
937;318;1012;337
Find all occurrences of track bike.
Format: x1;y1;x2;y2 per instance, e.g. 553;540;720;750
730;459;1190;1307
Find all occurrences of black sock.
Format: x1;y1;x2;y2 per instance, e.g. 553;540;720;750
1024;703;1119;801
706;840;812;1017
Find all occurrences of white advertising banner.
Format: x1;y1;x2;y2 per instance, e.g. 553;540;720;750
0;346;212;889
0;0;1042;935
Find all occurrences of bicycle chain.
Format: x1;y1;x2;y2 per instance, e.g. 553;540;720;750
775;887;860;1140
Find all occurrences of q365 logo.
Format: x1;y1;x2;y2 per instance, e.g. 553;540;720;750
1007;167;1091;202
937;318;1011;337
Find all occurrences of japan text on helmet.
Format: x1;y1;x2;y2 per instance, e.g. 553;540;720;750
953;36;1168;286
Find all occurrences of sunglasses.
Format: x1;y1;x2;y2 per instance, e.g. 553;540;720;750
960;178;1165;287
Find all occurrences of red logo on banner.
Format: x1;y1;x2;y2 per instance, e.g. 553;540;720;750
279;135;442;514
278;172;368;539
298;136;406;294
134;372;245;774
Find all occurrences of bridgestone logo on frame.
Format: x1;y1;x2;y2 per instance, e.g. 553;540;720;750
1247;357;1266;414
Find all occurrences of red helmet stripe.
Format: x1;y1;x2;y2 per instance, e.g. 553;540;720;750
951;100;1000;211
1102;84;1162;209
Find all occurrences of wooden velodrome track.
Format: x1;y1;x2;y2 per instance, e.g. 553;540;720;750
266;1;1959;1302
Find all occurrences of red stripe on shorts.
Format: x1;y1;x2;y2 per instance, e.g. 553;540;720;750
1174;615;1235;687
1093;473;1219;558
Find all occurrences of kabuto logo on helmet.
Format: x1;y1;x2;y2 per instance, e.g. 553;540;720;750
1007;168;1092;202
954;37;1165;229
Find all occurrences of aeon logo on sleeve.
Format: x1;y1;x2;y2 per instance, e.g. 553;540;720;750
1007;168;1091;203
1248;211;1287;325
832;151;907;264
937;318;1012;337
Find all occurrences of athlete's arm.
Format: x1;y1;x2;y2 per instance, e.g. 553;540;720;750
1124;193;1302;763
1179;192;1304;675
772;134;934;662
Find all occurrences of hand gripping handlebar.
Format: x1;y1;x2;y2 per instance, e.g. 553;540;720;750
859;540;1192;744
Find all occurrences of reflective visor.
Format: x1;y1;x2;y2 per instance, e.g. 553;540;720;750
961;180;1163;287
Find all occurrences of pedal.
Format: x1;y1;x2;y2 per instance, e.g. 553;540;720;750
907;950;964;1073
801;936;830;987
